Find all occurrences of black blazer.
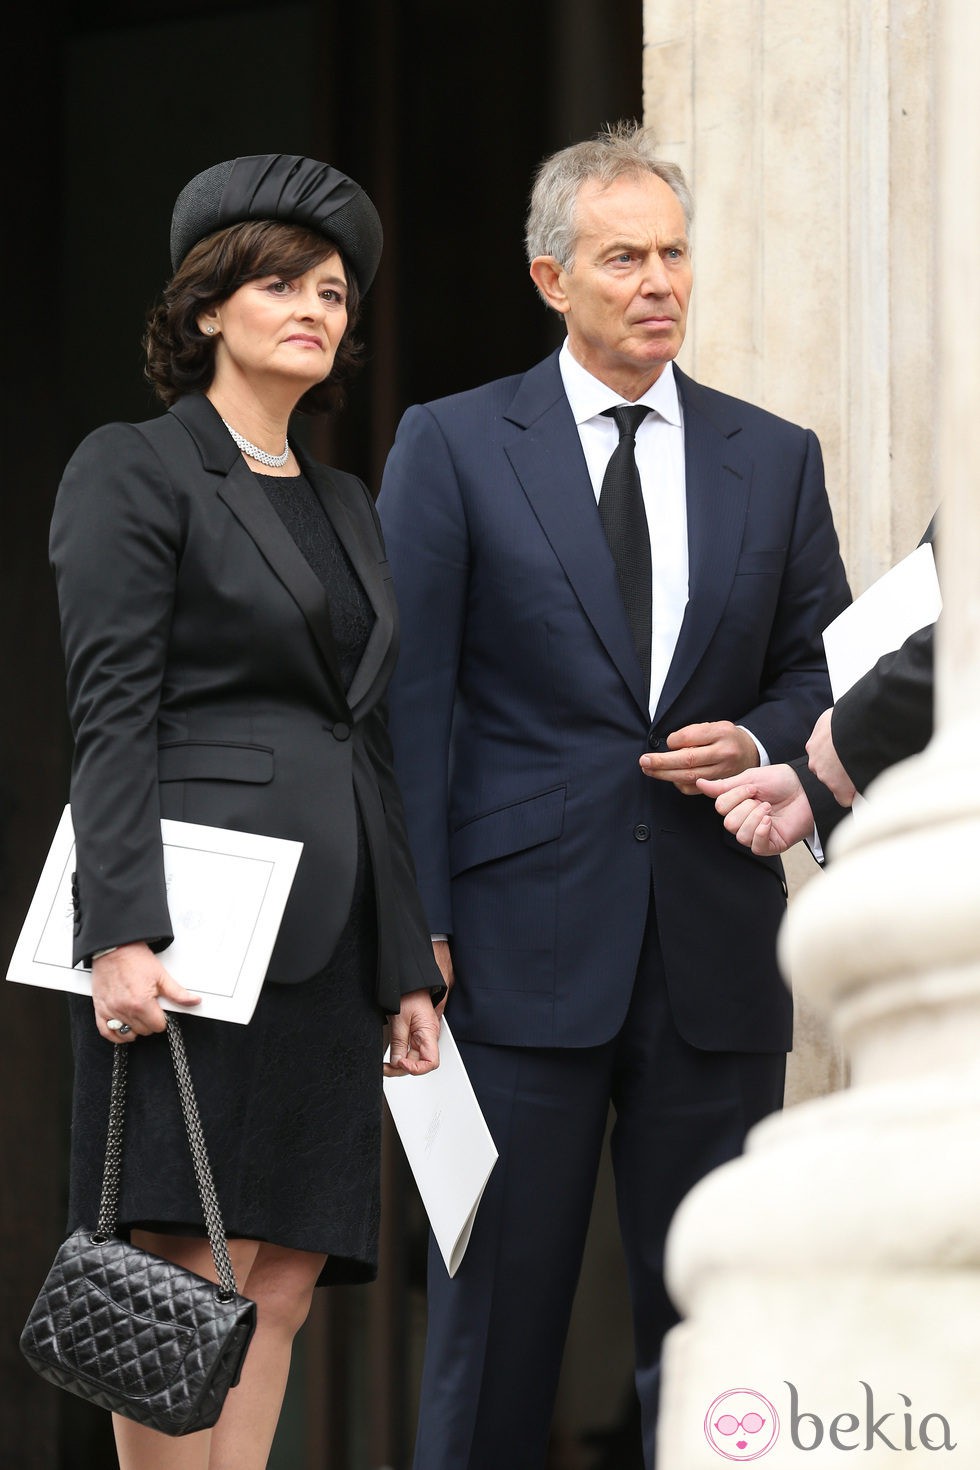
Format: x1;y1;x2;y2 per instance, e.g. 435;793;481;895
797;513;938;847
797;620;936;845
50;393;439;1012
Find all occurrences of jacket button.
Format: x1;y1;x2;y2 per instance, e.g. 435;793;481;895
331;722;351;741
633;823;651;842
647;735;664;751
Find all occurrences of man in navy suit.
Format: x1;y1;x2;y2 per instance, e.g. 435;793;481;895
377;121;850;1469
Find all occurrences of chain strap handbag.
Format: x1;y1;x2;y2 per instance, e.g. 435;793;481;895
20;1016;257;1436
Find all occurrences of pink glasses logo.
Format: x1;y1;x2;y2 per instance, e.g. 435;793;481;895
704;1388;780;1461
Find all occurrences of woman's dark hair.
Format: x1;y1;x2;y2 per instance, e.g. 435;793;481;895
143;219;364;412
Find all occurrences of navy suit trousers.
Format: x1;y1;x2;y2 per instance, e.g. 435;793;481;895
412;895;786;1470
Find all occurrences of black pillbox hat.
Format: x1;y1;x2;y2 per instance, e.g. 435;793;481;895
170;153;383;292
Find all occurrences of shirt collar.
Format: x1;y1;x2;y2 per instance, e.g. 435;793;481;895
558;339;682;428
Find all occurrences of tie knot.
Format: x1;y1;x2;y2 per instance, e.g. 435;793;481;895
604;404;651;442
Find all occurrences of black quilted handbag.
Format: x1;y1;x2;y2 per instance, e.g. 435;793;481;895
20;1016;257;1435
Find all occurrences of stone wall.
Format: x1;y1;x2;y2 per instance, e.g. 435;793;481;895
645;3;980;1463
641;0;936;1109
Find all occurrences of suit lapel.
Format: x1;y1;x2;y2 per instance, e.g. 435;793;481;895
653;370;751;723
169;396;351;714
503;355;652;718
217;463;353;713
303;459;396;715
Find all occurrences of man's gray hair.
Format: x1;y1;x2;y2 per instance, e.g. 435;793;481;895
524;119;694;270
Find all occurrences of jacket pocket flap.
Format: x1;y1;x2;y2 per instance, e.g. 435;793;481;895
157;741;274;784
450;786;566;875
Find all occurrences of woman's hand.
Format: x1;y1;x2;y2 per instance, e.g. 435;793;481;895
384;989;441;1077
91;942;202;1043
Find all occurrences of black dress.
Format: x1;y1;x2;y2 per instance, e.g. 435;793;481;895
67;472;384;1285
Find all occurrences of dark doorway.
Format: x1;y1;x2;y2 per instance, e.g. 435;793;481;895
2;5;644;1466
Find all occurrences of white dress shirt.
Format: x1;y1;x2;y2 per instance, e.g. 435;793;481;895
558;343;767;766
559;343;687;718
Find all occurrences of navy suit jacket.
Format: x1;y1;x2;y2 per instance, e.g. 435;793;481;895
377;352;850;1051
50;393;439;1012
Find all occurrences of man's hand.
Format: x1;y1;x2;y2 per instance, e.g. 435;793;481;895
639;721;760;795
431;938;454;1017
92;941;201;1042
805;707;856;806
697;765;815;855
384;989;441;1077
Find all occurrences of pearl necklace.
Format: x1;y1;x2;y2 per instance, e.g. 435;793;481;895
222;419;290;469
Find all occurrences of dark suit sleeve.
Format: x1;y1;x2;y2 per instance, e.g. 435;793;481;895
734;429;851;762
49;423;180;965
830;620;935;792
348;475;446;1003
788;512;939;851
794;616;935;852
360;700;447;1005
793;754;846;849
376;405;470;935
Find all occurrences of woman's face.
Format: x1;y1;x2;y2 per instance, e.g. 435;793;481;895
199;250;349;393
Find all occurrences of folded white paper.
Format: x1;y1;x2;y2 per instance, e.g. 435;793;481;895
822;541;942;702
383;1017;498;1277
6;806;302;1024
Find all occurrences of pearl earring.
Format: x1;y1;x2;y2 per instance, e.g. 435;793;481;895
205;326;215;335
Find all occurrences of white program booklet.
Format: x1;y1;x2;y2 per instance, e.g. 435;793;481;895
6;805;303;1024
383;1016;498;1277
822;541;942;702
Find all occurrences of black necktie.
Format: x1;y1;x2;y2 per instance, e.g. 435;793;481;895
599;404;652;689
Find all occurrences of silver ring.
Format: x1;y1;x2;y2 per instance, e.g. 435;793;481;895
106;1019;131;1035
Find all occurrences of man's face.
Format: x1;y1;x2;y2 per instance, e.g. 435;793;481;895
557;171;692;398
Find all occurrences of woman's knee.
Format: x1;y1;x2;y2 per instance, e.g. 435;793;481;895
244;1245;325;1337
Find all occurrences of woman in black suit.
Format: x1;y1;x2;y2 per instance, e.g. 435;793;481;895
49;154;441;1470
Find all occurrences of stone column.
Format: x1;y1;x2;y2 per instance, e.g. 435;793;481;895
643;0;936;575
648;0;980;1462
644;0;937;1111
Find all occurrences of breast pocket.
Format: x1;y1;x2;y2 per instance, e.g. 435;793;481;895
734;547;787;576
724;548;788;645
